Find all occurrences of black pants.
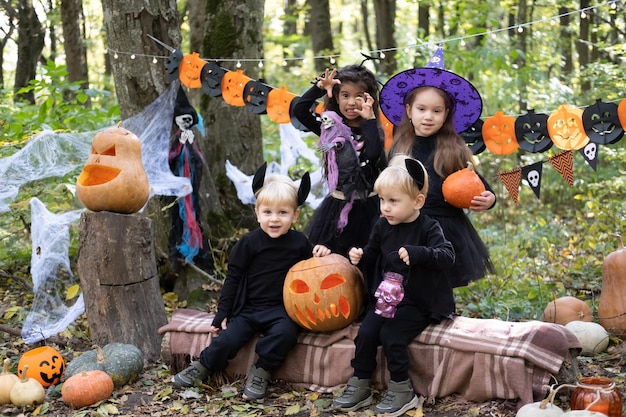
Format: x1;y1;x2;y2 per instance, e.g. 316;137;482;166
198;305;300;373
351;304;430;382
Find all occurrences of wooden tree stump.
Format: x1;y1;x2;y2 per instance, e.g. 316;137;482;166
77;211;167;362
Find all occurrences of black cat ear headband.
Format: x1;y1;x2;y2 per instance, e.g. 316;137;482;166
251;161;311;206
404;158;426;189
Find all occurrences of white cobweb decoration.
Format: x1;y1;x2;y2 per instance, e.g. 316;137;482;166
21;198;85;344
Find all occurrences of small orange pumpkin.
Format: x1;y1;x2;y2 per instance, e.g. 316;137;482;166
76;126;150;214
598;233;626;337
441;161;486;209
548;104;590;150
541;296;593;325
17;346;65;388
266;86;296;124
284;254;364;332
62;370;114;408
221;69;251;107
482;111;519;154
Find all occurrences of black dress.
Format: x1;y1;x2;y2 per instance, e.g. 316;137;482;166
411;136;495;287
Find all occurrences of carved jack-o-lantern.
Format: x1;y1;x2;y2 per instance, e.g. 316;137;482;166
200;62;227;97
482;111;519;154
221;70;251;107
582;99;625;145
284;254;364;332
178;53;206;89
460;118;486;155
514;109;553;153
548;104;590;150
267;87;296;124
17;346;65;387
243;79;272;114
76;126;150;214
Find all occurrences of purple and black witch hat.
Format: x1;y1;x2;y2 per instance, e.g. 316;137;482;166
379;46;482;134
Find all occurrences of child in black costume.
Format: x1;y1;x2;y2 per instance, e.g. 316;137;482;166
332;156;455;416
172;165;325;402
383;46;496;287
292;65;386;257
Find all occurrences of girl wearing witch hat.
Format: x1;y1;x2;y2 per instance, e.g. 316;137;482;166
383;45;496;288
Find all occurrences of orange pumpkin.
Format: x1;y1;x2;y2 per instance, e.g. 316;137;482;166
266;86;296;124
570;376;623;417
76;126;150;214
284;254;364;332
17;346;65;387
618;98;626;129
548;104;590;150
541;296;593;325
62;370;114;408
178;53;206;89
482;111;519;154
221;69;251;107
598;234;626;337
441;161;486;209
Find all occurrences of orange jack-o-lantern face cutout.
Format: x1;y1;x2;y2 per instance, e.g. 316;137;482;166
179;53;206;89
267;87;296;124
482;111;519;154
221;70;251;107
76;126;150;214
618;98;626;130
284;254;364;332
548;104;590;150
18;346;65;387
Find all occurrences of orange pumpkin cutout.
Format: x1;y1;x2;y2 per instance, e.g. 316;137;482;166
442;161;486;209
221;69;251;107
267;86;296;124
379;110;394;150
17;346;65;387
548;104;590;150
178;53;206;89
284;254;364;332
482;112;519;154
618;98;626;130
76;126;150;214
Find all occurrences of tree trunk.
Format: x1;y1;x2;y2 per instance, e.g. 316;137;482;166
0;2;17;90
373;0;397;76
61;0;89;88
77;211;167;362
14;0;45;103
186;0;207;109
199;0;265;231
559;6;573;80
305;0;333;71
577;0;590;92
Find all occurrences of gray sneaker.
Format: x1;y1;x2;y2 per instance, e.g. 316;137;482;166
242;365;271;402
172;361;210;388
374;379;420;417
331;376;373;411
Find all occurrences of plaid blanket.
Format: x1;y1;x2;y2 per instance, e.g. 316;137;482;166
158;309;580;405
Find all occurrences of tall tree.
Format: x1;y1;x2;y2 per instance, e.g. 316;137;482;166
60;0;89;95
0;0;17;90
373;0;396;75
305;0;333;71
14;0;44;103
558;6;573;80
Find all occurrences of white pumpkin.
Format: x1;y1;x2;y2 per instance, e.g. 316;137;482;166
565;321;610;355
517;400;564;417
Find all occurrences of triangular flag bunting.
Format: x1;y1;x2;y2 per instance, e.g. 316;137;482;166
498;167;521;204
579;142;599;171
548;150;574;186
521;162;543;200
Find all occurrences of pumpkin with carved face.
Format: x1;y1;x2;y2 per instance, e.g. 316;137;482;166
76;126;150;214
221;69;251;107
582;99;624;145
267;86;296;124
548;104;590;150
17;346;65;387
482;111;519;154
284;254;364;332
179;53;206;89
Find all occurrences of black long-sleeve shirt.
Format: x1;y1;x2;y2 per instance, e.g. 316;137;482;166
211;228;313;327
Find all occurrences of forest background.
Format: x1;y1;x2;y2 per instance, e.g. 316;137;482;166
0;0;625;341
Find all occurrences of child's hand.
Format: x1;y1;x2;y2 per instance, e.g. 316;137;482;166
469;190;496;212
317;68;340;98
348;247;363;265
398;247;410;265
354;92;376;120
209;317;228;334
313;244;331;257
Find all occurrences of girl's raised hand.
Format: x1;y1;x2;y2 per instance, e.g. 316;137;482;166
354;92;376;120
317;68;340;98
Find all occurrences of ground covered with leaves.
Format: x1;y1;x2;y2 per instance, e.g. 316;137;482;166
1;274;626;417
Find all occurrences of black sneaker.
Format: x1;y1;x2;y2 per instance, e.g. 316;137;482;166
331;376;373;411
374;379;420;417
242;365;271;402
172;361;209;388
